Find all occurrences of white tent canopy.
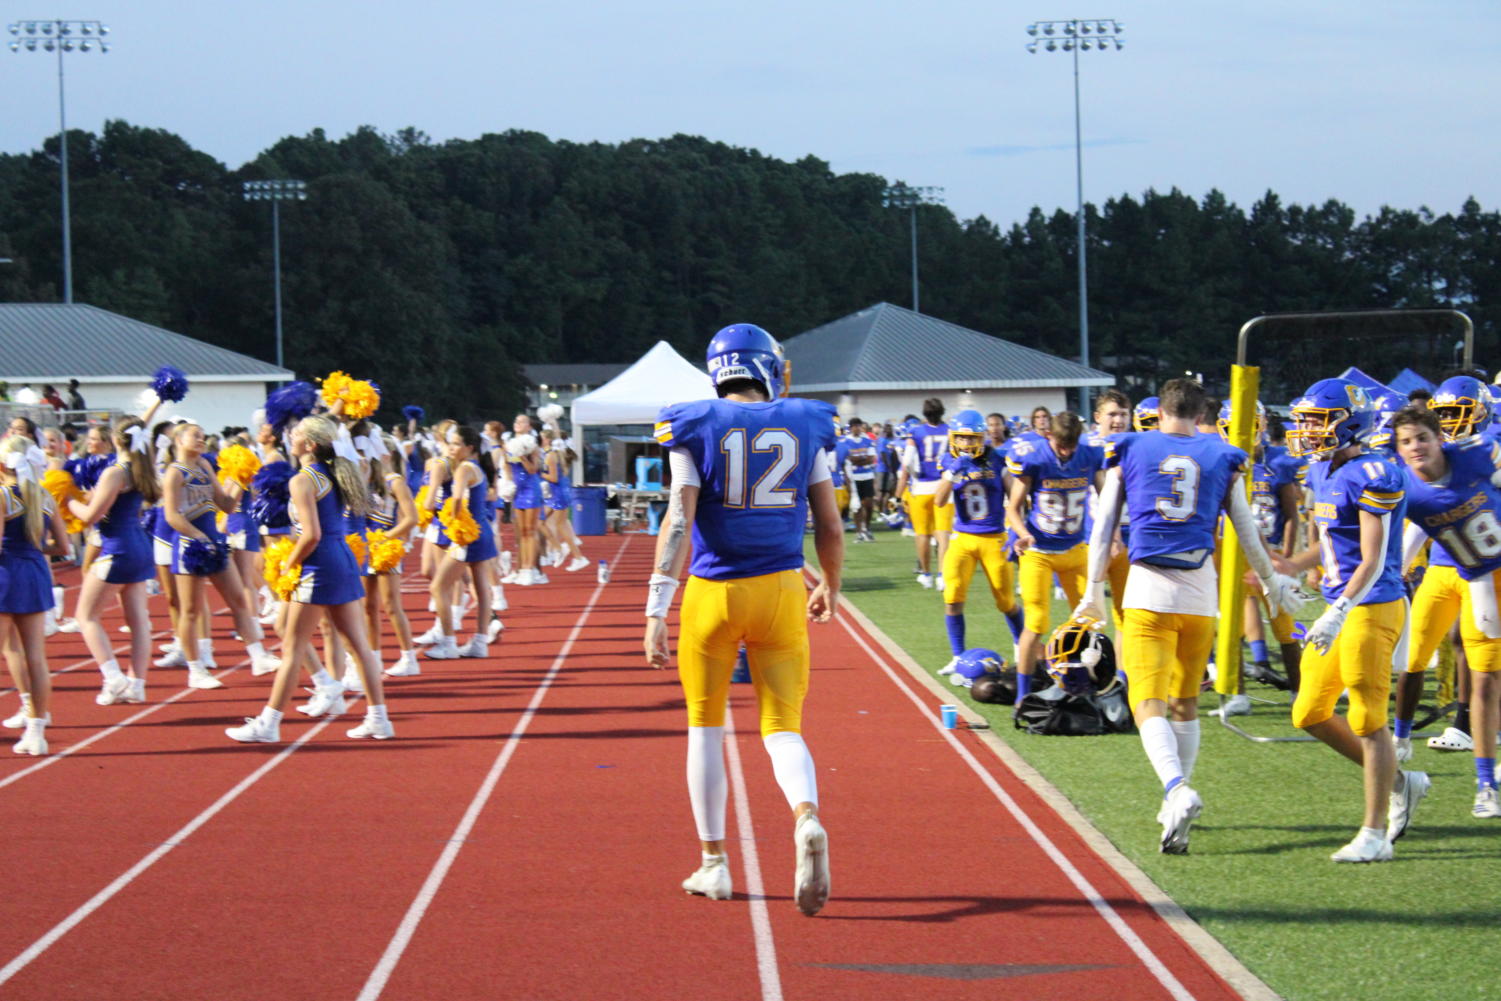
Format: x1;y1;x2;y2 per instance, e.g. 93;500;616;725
569;340;707;426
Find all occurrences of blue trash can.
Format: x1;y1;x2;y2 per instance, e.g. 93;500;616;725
572;486;608;536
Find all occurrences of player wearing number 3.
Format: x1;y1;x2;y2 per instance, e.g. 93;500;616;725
1075;378;1298;855
1005;411;1105;699
645;323;842;916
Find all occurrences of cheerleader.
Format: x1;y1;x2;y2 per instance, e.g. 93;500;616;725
1;435;70;754
228;415;392;742
416;420;471;643
425;426;498;660
506;414;545;585
67;417;159;705
161;422;280;687
364;432;421;677
541;430;590;572
218;436;274;658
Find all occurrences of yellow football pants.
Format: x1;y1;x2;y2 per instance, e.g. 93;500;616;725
1293;599;1405;736
1121;608;1216;711
908;491;954;536
941;531;1016;611
1019;544;1088;636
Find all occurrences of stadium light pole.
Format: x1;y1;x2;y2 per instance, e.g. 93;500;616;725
1026;17;1123;411
241;180;308;372
7;18;110;305
882;182;945;315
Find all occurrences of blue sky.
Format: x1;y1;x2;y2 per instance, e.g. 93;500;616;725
3;0;1497;228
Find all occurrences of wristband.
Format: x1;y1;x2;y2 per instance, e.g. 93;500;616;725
645;573;678;619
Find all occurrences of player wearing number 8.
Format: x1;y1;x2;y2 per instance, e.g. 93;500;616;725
1004;411;1105;699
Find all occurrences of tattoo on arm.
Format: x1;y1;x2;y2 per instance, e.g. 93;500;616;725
656;487;689;575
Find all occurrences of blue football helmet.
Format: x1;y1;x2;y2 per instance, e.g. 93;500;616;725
1429;375;1491;441
949;647;1005;688
1366;389;1409;449
1287;378;1375;459
1216;399;1267;444
947;409;986;458
1133;396;1160;432
1044;619;1116;695
706;323;785;399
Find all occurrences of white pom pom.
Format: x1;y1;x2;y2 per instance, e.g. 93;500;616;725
251;408;267;429
537;403;564;424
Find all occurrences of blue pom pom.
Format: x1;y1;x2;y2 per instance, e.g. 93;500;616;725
249;460;294;528
265;381;317;432
151;365;190;404
68;453;112;490
402;404;425;424
180;537;229;576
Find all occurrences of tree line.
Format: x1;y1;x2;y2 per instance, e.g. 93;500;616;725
0;120;1496;417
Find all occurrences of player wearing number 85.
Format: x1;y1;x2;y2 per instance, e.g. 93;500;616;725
1004;411;1105;700
1075;378;1293;856
932;410;1023;679
646;322;842;916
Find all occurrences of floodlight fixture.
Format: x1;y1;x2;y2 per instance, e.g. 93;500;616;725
242;179;311;371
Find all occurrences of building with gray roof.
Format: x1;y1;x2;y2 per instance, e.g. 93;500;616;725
0;303;291;432
781;302;1114;426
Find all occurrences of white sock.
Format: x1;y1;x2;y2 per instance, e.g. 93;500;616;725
197;638;214;659
1360;825;1386;840
686;726;727;842
311;668;334;687
187;660;205;673
26;715;46;732
451;604;465;628
369;704;390;723
401;649;416;661
246;641;267;659
491;585;505;603
99;659;124;682
259;706;284;727
763;731;819;809
1138;716;1183;792
52;586;64;606
1170;719;1201;783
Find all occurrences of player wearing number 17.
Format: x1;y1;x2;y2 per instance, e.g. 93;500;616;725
645;323;842;916
1075;378;1298;856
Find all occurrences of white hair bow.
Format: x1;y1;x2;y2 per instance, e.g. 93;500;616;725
155;433;172;452
125;425;151;454
354;434;389;460
5;450;39;485
332;427;361;464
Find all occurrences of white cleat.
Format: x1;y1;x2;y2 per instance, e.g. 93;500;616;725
154;648;188;669
566;556;590;573
793;814;831;916
1210;694;1252;718
187;666;225;690
1388;770;1431;842
226;716;279;743
1159;783;1203;855
1427;727;1474;752
1331;828;1394;863
500;572;519;585
916;573;933;589
384;653;422;677
341;666;366;695
12;723;48;756
296;683;347;718
250;653;282;677
486;617;504;642
938;656;960;676
1473;787;1501;819
458;636;489;659
424;637;461;660
4;709;49;729
1393;736;1413;763
414;624;444;646
682;854;733;900
95;675;132;706
347;713;395;740
122;678;147;704
934;575;944;592
57;618;79;634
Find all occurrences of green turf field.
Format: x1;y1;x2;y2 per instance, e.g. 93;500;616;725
819;529;1498;1001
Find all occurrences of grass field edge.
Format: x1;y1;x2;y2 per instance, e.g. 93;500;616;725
827;582;1283;1001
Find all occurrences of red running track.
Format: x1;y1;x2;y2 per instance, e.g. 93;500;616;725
0;536;1251;1001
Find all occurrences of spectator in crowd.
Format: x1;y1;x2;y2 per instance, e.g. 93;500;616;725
66;379;86;411
41;385;65;412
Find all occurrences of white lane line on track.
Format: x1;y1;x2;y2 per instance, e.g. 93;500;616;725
723;712;784;1001
0;661;247;793
0;629;171;699
0;701;349;988
354;535;632;1001
832;609;1198;1001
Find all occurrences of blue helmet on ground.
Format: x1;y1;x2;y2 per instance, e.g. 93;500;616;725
1287;378;1374;460
1429;375;1491;442
1133;397;1160;432
706;323;785;399
949;648;1005;689
947;409;986;458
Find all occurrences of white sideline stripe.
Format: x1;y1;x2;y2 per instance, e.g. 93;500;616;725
0;707;345;987
723;711;784;1001
834;613;1198;1001
0;661;247;793
354;535;632;1001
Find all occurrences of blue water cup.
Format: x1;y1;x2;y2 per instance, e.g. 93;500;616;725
939;704;957;729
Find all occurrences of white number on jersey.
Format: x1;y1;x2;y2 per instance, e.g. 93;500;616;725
961;481;989;521
720;428;800;508
1156;455;1201;521
1034;489;1085;535
1436;509;1501;569
922;434;947;466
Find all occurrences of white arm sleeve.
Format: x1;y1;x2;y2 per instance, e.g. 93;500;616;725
1224;480;1277;582
1085;467;1123;584
809;456;831;485
902;442;919;475
1401;521;1427;573
669;447;700;488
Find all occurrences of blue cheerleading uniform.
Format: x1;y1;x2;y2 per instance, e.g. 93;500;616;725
422;461;454;547
168;461;227;576
545;454;573;512
225;483;262;553
364;473;406;577
290;463;365;605
92;462;154;584
452;460;499;564
510;451;543;510
0;486;54;614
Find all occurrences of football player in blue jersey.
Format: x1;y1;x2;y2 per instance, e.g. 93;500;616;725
1392;406;1501;818
644;322;841;915
895;399;954;589
839;418;878;542
1077;379;1297;855
1005;411;1105;699
1429;374;1492;442
1277;378;1429;862
1366;389;1408;453
932;410;1023;675
828;419;849;522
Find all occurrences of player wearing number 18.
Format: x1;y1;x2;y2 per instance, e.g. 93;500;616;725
646;322;841;916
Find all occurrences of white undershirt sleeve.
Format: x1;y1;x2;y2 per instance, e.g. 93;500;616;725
669;447;700;488
1086;467;1123;584
1224;480;1277;582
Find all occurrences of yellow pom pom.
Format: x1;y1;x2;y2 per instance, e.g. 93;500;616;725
439;497;480;545
273;563;303;601
346;532;368;567
320;370;381;420
414;485;434;528
217;444;261;489
41;468;84;535
263;536;295;587
367;530;406;573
